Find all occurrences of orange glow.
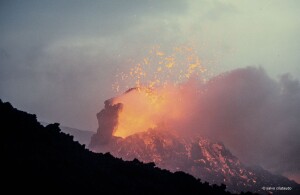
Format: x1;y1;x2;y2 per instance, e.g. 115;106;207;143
112;85;193;138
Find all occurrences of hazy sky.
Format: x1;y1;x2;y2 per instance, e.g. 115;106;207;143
0;0;299;131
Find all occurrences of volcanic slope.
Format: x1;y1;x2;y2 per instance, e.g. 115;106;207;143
1;99;246;195
89;96;300;194
91;129;300;194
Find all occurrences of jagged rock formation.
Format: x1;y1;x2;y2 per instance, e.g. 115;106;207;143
90;99;123;146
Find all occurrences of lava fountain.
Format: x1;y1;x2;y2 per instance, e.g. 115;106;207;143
109;46;207;138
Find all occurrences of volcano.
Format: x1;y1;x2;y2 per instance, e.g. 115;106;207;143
89;88;300;194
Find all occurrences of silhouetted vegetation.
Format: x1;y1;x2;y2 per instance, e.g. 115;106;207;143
1;99;258;194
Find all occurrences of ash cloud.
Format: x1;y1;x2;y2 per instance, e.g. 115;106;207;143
189;67;300;179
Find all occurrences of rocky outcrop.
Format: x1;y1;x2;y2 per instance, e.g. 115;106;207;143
89;99;122;148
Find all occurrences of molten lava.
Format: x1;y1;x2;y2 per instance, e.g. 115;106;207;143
112;46;207;93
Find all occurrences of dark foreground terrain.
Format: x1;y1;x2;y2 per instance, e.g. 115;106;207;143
1;99;259;194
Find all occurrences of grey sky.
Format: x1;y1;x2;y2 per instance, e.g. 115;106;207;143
0;0;299;131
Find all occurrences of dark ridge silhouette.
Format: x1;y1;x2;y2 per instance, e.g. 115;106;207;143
40;122;94;146
1;99;257;195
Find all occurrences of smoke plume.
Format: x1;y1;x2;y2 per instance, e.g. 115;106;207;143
196;67;300;180
92;66;300;182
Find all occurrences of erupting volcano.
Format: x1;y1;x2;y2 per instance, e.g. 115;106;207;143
89;87;297;193
89;46;300;193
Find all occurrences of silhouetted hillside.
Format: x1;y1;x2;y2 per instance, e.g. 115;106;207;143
40;122;94;146
1;99;256;194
